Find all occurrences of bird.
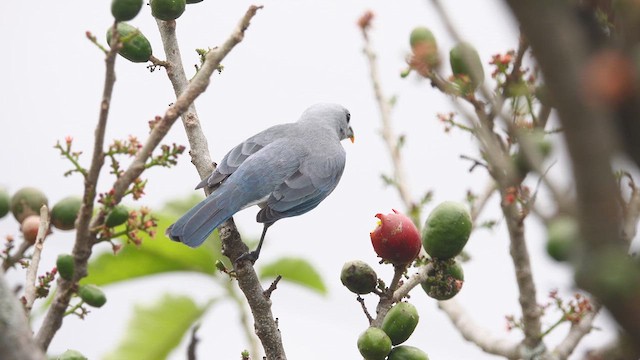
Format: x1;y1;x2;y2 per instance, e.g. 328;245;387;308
166;103;354;262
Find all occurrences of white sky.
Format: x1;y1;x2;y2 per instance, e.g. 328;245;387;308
0;1;615;359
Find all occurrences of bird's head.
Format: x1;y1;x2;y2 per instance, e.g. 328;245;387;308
300;103;355;143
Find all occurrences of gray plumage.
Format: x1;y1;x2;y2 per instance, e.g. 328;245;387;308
167;103;353;260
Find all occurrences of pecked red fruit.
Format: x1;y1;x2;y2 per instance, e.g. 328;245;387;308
370;209;422;265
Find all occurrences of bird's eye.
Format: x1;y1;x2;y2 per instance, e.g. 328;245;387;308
346;112;351;123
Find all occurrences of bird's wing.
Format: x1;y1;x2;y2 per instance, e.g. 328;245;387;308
257;147;346;223
196;124;290;190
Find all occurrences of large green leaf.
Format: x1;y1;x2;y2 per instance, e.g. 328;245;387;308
82;212;223;286
259;257;327;295
103;294;212;360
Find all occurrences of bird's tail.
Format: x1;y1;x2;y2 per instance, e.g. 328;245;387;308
166;194;237;248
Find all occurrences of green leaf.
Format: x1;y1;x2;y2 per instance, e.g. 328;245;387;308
103;295;212;360
82;212;223;286
259;257;327;295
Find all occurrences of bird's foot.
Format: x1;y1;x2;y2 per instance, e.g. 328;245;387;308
235;250;259;264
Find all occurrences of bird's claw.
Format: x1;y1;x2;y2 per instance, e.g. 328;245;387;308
235;250;259;264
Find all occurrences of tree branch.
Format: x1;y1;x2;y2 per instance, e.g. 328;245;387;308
23;206;50;315
37;7;264;349
0;270;46;360
552;302;600;359
359;19;414;211
35;22;120;349
155;6;284;360
503;0;640;345
501;198;542;349
2;241;32;272
439;299;521;359
156;19;214;180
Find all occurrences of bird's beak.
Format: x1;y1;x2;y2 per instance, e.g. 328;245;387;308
347;126;355;143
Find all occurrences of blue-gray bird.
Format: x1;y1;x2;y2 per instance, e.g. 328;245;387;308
166;103;354;262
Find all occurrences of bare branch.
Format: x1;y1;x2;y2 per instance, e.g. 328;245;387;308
35;21;121;349
186;324;200;360
503;0;640;345
2;241;32;272
156;20;214;180
502;198;543;348
392;262;434;302
552;302;600;359
359;16;414;211
23;206;50;315
37;7;264;348
155;6;285;360
371;264;409;327
439;300;521;359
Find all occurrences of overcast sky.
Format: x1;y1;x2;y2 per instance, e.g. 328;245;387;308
0;1;615;359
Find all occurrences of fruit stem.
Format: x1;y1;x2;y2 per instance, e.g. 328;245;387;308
63;301;84;317
538;314;566;339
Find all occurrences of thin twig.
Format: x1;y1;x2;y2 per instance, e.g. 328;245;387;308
35;21;120;350
186;324;200;360
23;206;50;315
360;17;414;211
552;302;600;359
371;264;408;328
470;182;497;223
392;262;434;302
263;275;282;299
356;295;374;324
2;241;32;272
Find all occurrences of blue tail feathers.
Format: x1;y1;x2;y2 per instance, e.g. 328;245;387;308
166;194;236;248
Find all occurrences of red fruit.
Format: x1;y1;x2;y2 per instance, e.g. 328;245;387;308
370;210;422;265
21;215;41;244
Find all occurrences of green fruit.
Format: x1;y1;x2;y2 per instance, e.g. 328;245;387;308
546;216;578;262
410;27;436;49
106;23;152;63
78;284;107;308
357;327;392;360
105;205;129;227
10;187;48;224
0;188;9;219
409;27;439;69
387;345;430;360
450;42;484;91
51;196;82;231
421;260;464;300
56;254;75;281
111;0;144;21
422;201;472;259
381;302;419;345
340;260;377;294
58;349;88;360
150;0;186;21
